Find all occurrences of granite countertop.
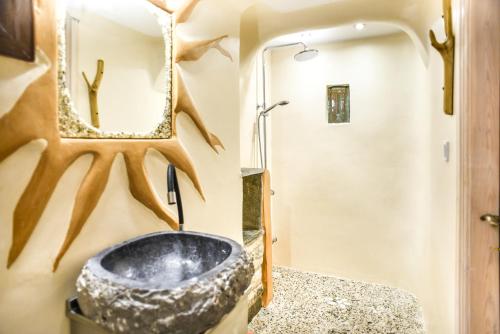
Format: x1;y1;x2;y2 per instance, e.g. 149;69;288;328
243;229;263;245
241;168;265;177
249;266;425;334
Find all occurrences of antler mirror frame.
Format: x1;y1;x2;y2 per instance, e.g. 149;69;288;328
0;0;230;271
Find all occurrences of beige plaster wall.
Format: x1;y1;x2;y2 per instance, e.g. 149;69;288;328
0;0;461;333
238;0;449;169
268;33;457;334
0;1;243;333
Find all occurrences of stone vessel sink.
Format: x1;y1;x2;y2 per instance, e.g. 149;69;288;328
76;231;253;334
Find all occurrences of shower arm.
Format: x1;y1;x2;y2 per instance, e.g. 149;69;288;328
258;42;306;169
260;42;306;111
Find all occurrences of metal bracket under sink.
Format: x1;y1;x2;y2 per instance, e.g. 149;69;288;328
66;295;249;334
66;298;109;334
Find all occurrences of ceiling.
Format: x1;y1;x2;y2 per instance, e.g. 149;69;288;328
65;0;163;37
240;0;438;65
269;22;401;46
260;0;342;13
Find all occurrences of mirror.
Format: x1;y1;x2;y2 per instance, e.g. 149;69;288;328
57;0;173;139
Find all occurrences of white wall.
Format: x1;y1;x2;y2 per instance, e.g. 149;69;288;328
239;49;274;169
0;1;243;333
239;56;260;168
269;33;457;334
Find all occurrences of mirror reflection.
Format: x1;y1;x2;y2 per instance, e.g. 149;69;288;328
58;0;172;138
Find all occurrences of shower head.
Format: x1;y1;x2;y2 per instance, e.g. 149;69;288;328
260;100;289;116
294;48;319;62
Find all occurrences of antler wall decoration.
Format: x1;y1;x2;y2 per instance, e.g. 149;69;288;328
0;0;232;271
429;0;455;115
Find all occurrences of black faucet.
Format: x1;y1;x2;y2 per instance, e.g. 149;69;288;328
167;164;184;231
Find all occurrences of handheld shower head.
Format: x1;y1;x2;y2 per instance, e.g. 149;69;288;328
260;100;289;116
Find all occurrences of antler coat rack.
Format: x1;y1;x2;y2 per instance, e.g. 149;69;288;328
429;0;455;116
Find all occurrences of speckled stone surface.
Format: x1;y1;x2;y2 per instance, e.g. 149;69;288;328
249;267;425;334
243;230;264;322
242;172;263;231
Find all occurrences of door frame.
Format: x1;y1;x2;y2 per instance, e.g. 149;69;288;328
458;0;500;332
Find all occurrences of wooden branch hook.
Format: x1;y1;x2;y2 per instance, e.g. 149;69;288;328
82;59;104;128
429;0;455;115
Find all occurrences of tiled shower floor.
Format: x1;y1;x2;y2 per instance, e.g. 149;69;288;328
249;266;425;334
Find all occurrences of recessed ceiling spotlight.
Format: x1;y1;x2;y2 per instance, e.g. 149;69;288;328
354;22;366;31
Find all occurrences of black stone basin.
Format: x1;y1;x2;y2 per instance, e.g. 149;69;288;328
76;231;253;334
100;233;234;288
